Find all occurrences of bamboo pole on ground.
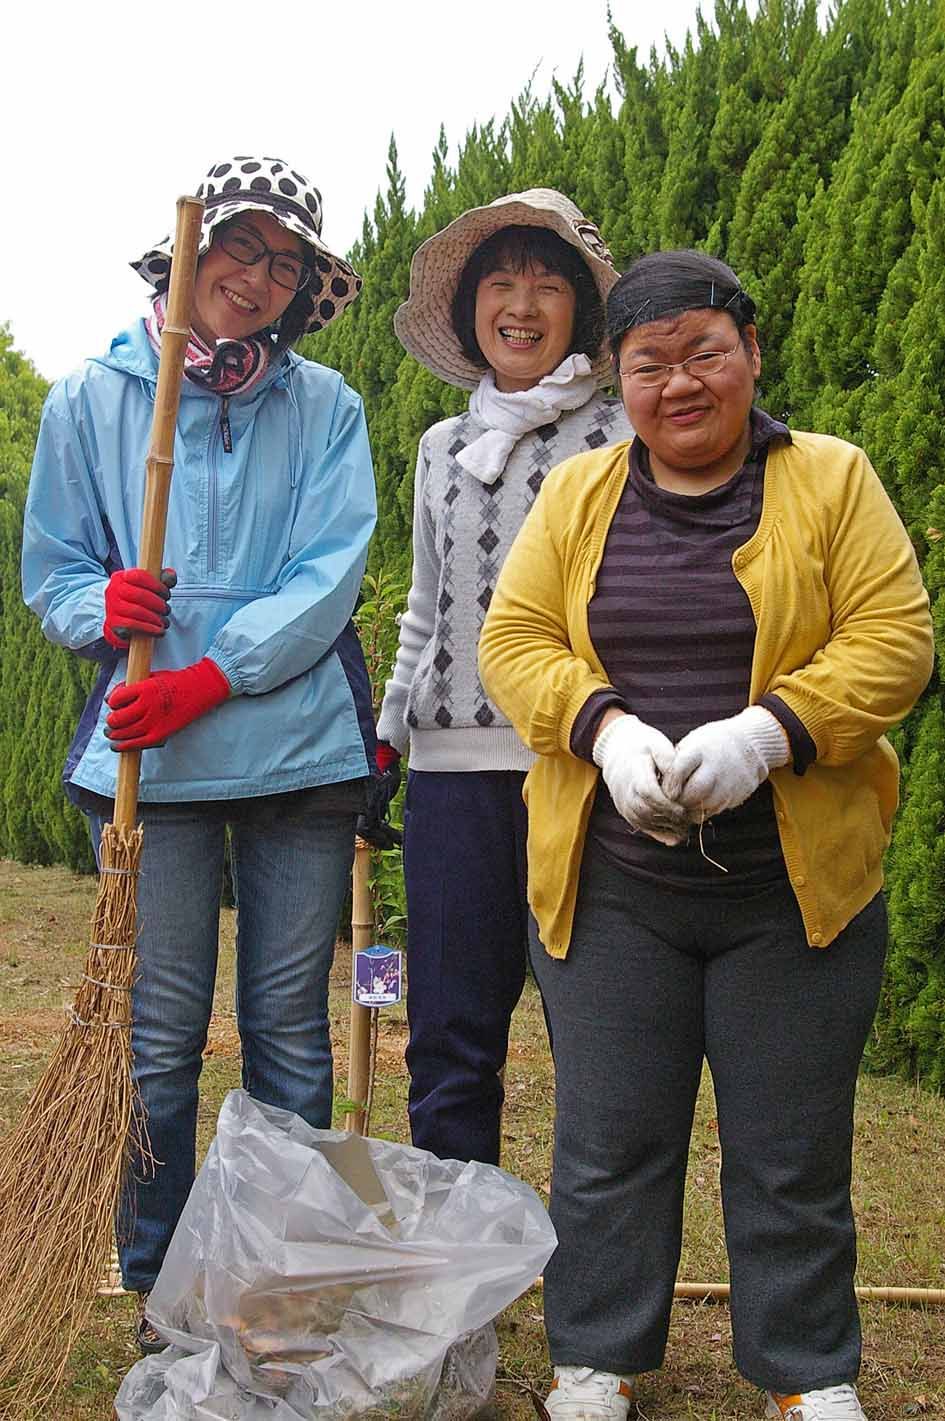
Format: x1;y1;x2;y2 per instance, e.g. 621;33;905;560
672;1282;945;1307
345;837;376;1136
532;1278;945;1307
0;196;204;1415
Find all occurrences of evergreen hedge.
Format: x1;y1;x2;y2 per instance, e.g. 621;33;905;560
0;328;94;871
1;0;942;1083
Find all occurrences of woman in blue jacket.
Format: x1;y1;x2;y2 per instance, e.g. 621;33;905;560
21;156;377;1351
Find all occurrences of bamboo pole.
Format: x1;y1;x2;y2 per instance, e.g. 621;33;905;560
533;1278;945;1307
851;1285;945;1306
113;196;204;830
672;1281;945;1307
0;196;204;1415
345;837;376;1134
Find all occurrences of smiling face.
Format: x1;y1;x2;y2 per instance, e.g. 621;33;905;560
192;211;305;345
473;260;577;392
617;308;761;493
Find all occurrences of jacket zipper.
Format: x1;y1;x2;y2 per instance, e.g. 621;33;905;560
207;402;228;575
220;396;232;454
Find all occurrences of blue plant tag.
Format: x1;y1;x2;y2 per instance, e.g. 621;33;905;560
353;945;403;1006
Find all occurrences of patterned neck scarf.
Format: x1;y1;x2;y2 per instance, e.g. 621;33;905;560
145;293;272;397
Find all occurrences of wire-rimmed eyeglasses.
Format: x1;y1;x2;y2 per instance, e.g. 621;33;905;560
619;341;742;389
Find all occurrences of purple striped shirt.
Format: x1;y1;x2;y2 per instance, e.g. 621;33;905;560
572;409;796;889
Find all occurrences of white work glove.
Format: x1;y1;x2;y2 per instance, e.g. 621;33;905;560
661;706;791;818
592;714;689;846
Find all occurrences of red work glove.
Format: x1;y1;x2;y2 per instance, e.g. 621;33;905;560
375;741;401;773
105;658;230;751
104;567;177;649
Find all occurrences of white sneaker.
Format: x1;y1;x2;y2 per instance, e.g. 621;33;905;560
766;1385;867;1420
545;1366;636;1421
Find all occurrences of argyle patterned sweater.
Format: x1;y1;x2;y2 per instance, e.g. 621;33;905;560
377;392;631;770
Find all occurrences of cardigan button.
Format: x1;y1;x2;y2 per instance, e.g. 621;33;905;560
811;931;823;945
793;874;806;888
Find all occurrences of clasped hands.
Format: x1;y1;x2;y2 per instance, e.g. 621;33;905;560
591;707;791;846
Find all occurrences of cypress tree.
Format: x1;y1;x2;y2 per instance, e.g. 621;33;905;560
0;329;94;869
563;78;614;226
452;118;512;211
725;0;876;417
606;24;670;259
302;137;420;574
417;126;456;241
508;85;568;193
655;13;722;245
581;82;632;264
548;63;599;208
704;0;819;258
785;0;941;434
863;169;945;1086
877;697;945;1090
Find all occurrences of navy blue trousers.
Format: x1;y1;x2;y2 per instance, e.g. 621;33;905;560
403;769;530;1164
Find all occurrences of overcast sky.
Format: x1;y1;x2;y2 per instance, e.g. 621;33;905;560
3;0;734;381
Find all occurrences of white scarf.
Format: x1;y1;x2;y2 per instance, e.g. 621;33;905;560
457;354;597;484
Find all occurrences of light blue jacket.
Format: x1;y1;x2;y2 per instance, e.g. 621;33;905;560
22;321;378;802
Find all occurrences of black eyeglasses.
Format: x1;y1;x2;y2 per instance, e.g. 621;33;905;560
216;224;311;293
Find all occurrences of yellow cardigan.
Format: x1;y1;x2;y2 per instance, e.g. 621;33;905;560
478;432;934;956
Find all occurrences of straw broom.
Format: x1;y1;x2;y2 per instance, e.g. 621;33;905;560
0;195;204;1415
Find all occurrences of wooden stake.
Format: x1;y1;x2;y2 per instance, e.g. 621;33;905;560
345;838;375;1135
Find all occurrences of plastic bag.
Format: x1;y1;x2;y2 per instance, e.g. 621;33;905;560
115;1089;556;1420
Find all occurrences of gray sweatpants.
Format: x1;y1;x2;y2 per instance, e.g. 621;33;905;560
530;841;887;1394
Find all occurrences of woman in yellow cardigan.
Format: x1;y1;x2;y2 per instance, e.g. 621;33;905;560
478;250;933;1421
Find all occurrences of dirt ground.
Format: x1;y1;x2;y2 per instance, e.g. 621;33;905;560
1;859;943;1419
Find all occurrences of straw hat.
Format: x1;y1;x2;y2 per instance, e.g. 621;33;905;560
131;156;362;333
394;189;620;389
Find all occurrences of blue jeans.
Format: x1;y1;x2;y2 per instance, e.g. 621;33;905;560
88;798;356;1293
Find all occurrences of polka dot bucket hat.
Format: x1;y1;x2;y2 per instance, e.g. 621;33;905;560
132;156;362;332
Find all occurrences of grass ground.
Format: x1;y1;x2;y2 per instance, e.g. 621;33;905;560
0;858;943;1420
